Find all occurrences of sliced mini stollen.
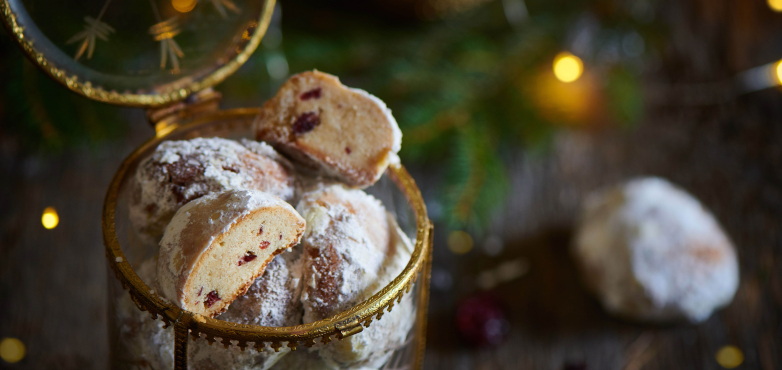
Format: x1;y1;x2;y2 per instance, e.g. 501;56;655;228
157;189;305;317
255;70;402;188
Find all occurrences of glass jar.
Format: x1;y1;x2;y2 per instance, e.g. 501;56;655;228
102;111;433;369
1;0;433;366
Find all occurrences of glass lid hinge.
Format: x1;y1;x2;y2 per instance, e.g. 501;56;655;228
335;316;364;339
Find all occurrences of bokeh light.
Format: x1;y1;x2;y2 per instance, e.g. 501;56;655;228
553;52;583;83
715;345;744;369
526;67;602;126
0;338;25;364
172;0;197;13
41;207;59;229
448;230;474;254
776;60;782;84
768;0;782;12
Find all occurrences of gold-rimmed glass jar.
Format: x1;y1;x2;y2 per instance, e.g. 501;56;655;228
104;112;432;369
1;0;433;368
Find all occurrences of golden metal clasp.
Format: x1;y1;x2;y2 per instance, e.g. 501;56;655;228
335;316;364;339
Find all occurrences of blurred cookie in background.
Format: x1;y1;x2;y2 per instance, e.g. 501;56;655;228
572;177;739;323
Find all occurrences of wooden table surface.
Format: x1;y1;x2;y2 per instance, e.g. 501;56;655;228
422;90;782;370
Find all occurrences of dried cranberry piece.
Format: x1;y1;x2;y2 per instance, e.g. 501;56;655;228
238;252;257;266
165;158;202;186
344;147;352;154
258;226;263;235
197;287;203;297
161;157;208;203
292;112;320;134
244;253;257;262
260;241;270;249
222;165;240;173
171;187;186;203
145;203;158;214
456;293;509;347
299;87;322;100
204;290;221;308
279;234;282;240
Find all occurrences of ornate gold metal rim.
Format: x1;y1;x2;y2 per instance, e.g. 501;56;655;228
101;108;432;367
0;0;275;108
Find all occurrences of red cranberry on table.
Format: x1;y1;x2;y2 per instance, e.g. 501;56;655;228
456;293;510;346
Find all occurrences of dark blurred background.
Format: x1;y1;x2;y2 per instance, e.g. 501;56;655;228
1;0;782;368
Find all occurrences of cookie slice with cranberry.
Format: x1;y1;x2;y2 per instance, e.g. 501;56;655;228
255;70;402;188
130;137;295;246
157;189;305;317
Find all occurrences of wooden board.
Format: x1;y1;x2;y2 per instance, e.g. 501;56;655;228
422;91;782;369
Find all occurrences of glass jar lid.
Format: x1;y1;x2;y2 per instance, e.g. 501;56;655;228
1;0;274;107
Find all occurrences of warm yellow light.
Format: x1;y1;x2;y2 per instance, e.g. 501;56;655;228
172;0;197;13
715;345;743;369
776;60;782;85
553;52;583;83
41;207;59;229
768;0;782;12
0;338;26;363
447;230;474;255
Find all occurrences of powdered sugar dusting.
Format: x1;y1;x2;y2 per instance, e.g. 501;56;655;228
241;139;286;162
318;212;415;369
189;335;286;369
116;258;288;370
296;184;390;323
219;249;304;327
130;137;294;245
